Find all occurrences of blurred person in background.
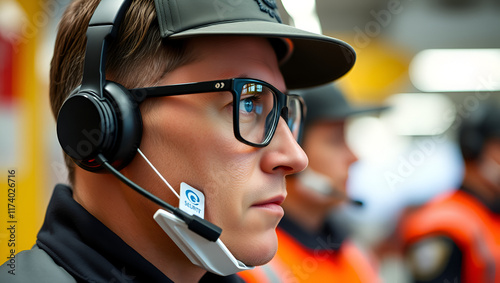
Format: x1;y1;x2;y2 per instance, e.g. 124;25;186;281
238;83;386;282
399;102;500;283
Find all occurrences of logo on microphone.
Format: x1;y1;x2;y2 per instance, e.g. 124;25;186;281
186;189;200;206
179;182;205;218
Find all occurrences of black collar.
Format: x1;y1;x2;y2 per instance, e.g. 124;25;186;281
278;215;347;251
37;184;243;283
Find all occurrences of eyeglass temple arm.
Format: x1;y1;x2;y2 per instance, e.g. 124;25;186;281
128;80;233;103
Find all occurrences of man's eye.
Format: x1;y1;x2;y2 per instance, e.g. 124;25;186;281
242;98;255;113
240;96;263;115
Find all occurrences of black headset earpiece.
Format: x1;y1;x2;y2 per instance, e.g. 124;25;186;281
56;0;141;171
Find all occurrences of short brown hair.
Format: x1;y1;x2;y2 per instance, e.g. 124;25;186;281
50;0;193;184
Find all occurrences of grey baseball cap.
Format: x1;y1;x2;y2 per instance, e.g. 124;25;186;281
154;0;356;89
295;83;389;125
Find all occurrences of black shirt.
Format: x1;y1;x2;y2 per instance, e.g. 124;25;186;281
35;184;243;283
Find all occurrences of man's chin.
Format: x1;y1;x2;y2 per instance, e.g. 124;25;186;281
231;235;278;267
241;248;277;267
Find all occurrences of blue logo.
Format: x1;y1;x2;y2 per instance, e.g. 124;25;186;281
185;190;200;205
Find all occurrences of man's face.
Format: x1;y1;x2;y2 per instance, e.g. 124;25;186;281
131;36;308;266
302;120;358;198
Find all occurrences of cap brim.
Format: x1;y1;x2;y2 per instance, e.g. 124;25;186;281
170;21;356;89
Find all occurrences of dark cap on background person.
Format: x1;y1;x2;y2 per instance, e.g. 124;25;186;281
295;83;388;126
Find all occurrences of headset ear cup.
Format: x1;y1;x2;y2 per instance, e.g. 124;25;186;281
57;88;116;171
56;82;142;172
101;81;143;170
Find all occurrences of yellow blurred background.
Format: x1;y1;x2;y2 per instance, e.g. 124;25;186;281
0;0;51;262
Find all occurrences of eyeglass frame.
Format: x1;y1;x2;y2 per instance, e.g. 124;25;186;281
129;78;305;147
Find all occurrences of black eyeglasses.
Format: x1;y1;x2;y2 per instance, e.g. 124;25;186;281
130;78;304;147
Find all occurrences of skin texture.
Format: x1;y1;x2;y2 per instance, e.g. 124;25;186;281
73;36;308;283
284;120;358;232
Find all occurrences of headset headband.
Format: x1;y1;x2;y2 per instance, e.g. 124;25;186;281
81;0;132;98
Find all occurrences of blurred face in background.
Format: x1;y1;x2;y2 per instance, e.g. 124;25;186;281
478;138;500;195
299;120;358;204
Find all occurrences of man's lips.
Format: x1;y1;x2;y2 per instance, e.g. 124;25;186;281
253;195;285;206
251;195;286;214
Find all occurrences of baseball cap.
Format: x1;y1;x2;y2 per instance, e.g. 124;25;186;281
295;83;389;125
154;0;356;89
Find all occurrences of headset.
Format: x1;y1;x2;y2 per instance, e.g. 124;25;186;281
297;168;363;207
55;0;252;276
56;0;141;172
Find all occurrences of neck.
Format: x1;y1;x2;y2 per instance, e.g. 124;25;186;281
73;168;207;283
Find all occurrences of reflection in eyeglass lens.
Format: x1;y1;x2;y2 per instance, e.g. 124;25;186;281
238;83;275;144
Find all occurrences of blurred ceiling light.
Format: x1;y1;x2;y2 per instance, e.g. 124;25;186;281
346;116;408;164
281;0;322;34
381;93;456;136
410;49;500;92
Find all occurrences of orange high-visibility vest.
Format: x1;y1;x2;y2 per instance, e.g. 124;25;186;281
238;228;379;283
400;190;500;283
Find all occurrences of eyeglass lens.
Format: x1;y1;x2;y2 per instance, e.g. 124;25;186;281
287;98;302;140
237;82;301;145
